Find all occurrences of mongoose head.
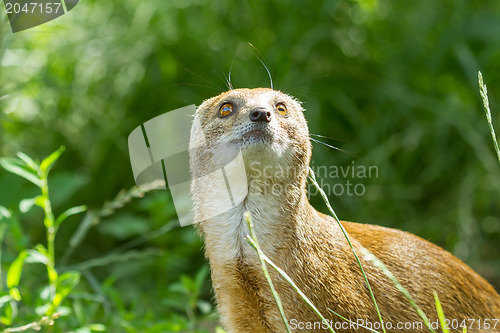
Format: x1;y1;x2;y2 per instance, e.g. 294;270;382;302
190;88;311;175
189;88;312;227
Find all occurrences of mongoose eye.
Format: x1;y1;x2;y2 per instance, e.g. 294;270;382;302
219;103;233;117
276;103;288;117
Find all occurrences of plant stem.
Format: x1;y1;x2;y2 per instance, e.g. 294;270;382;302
309;168;386;333
40;176;58;293
244;212;293;333
478;71;500;166
361;248;436;333
245;230;336;333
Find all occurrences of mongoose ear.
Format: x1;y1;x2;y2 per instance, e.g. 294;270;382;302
5;0;79;32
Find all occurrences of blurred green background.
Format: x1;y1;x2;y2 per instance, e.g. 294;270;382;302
0;0;499;331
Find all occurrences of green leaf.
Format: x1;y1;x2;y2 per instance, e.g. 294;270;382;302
0;206;11;220
55;205;87;228
25;248;50;265
168;281;186;294
16;152;40;173
0;158;41;187
0;295;12;308
56;305;72;317
59;271;82;292
0;301;13;326
35;243;49;255
39;285;52;302
88;324;107;332
40;146;66;175
180;275;195;293
7;251;28;301
433;291;449;333
197;299;212;314
35;304;52;317
53;271;80;308
194;264;209;291
19;195;44;213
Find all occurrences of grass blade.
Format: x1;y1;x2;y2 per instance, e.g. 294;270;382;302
40;146;66;175
55;205;87;228
245;211;336;333
361;248;436;333
433;291;449;333
16;152;40;173
7;250;28;301
309;168;386;333
478;71;500;166
19;196;43;214
244;212;292;333
0;158;41;187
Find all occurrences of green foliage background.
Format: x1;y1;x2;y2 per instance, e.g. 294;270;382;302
0;0;499;331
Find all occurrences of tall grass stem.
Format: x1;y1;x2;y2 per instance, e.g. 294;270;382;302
478;71;500;166
308;168;386;333
244;212;292;333
245;212;336;333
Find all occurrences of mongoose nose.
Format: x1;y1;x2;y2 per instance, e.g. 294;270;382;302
249;108;272;122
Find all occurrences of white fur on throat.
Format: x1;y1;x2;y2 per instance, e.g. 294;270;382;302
192;145;292;262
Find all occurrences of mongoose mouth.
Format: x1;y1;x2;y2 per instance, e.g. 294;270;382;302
246;129;265;137
241;129;273;145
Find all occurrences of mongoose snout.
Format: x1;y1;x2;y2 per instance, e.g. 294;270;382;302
249;107;273;122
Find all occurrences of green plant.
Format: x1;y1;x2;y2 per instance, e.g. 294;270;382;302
165;265;214;332
308;168;386;332
360;248;436;333
244;210;341;332
244;212;294;333
478;71;500;167
433;291;450;333
0;147;217;331
0;147;86;329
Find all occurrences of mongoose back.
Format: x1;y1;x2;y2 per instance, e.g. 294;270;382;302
189;88;500;332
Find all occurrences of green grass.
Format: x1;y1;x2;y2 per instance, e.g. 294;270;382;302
433;291;450;333
0;147;86;329
360;249;435;333
244;212;293;333
478;71;500;167
308;169;386;332
0;149;220;332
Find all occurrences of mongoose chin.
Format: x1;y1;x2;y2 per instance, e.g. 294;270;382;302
189;88;500;333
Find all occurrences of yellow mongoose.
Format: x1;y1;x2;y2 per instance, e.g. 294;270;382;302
189;88;500;332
